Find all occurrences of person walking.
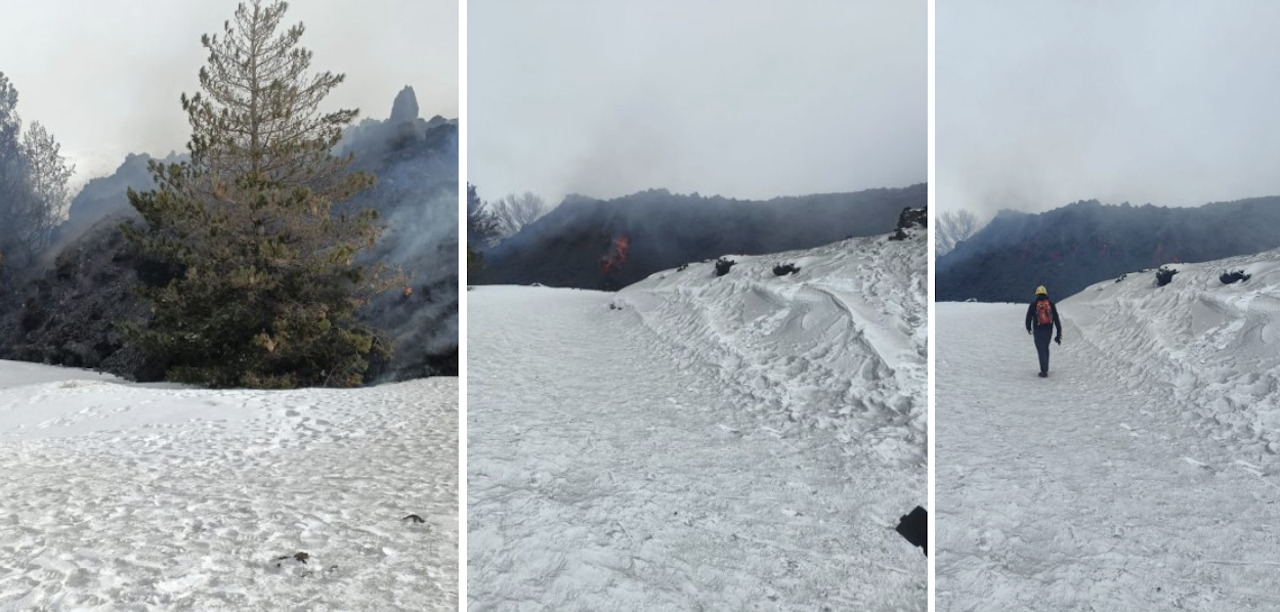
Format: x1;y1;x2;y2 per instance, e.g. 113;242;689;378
1025;285;1062;377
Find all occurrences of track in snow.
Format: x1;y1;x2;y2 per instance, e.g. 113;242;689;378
0;366;458;611
936;303;1280;611
468;286;924;611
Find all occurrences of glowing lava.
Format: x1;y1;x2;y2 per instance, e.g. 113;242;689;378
600;235;630;274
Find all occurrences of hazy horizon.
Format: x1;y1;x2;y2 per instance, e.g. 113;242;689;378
939;0;1280;221
1;0;458;188
469;0;926;207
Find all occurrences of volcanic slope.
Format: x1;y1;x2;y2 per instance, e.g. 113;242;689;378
478;184;926;291
937;253;1280;610
468;226;927;610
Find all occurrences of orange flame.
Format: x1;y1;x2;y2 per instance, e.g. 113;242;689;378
600;235;630;273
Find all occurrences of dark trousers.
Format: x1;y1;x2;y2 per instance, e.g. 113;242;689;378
1033;327;1053;374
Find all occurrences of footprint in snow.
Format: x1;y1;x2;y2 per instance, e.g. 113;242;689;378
1182;457;1212;470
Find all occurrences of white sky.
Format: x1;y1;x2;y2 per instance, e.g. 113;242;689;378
469;0;926;205
939;0;1280;219
1;0;458;187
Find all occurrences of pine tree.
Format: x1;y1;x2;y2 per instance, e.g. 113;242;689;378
21;122;75;249
0;73;74;286
0;73;25;279
123;0;392;388
465;184;498;278
466;183;499;248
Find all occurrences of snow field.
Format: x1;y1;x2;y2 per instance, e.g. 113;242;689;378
938;293;1280;610
469;228;926;611
0;364;457;611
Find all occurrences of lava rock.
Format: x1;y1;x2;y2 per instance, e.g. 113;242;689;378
773;263;800;276
0;215;171;381
1220;270;1251;284
714;258;736;277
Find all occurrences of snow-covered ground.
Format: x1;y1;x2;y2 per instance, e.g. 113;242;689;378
468;229;927;610
618;234;928;466
0;363;457;611
937;252;1280;610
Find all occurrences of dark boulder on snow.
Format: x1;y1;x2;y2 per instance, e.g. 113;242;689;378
1220;270;1251;284
714;258;736;277
897;206;927;230
773;263;800;276
895;506;927;556
1156;266;1178;287
888;206;927;241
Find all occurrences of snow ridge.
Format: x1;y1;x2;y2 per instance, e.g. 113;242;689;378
614;227;927;466
1067;249;1280;455
468;285;926;610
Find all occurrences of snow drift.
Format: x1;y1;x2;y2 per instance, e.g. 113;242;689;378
1067;249;1280;456
613;221;927;466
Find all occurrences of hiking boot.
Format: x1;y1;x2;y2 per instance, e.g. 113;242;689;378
1038;372;1047;378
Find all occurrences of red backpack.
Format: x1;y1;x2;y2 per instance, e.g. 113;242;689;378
1036;300;1053;326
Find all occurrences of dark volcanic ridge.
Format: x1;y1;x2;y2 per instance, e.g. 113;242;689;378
474;183;927;291
936;197;1280;303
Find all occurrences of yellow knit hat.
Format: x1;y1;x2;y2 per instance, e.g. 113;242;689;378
1035;286;1048;295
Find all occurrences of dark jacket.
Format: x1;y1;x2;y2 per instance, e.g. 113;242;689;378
1026;295;1062;336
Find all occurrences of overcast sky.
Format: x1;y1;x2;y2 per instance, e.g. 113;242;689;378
469;0;925;206
1;0;457;187
940;0;1280;220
